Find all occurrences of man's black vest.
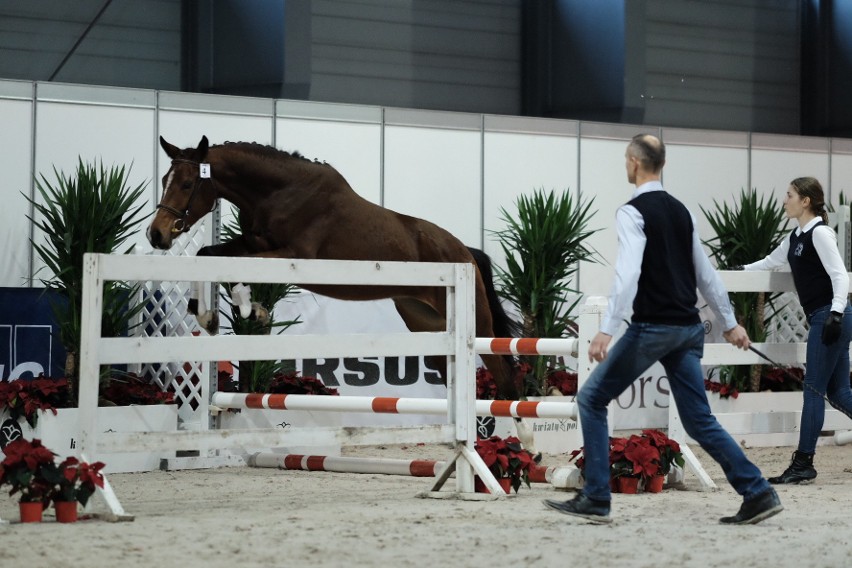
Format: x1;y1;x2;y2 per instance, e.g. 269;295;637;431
787;222;833;315
627;191;700;326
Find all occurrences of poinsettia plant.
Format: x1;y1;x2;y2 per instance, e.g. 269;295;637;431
545;369;578;396
49;456;105;506
0;438;57;505
0;374;174;428
569;429;683;484
266;372;339;395
474;362;532;400
474;435;534;493
101;373;175;406
0;377;71;428
639;428;684;476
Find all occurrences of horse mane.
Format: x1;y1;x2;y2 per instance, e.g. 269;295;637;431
216;141;329;167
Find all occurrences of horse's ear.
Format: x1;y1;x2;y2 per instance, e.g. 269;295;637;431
160;136;180;159
197;136;209;160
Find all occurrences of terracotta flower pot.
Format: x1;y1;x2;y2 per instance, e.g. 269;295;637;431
19;501;43;523
617;476;640;494
474;476;513;494
610;477;620;493
55;501;78;523
645;475;665;494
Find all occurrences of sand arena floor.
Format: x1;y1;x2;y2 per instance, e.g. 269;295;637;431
2;442;851;567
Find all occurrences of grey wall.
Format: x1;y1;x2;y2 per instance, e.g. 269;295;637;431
1;1;850;136
0;0;181;90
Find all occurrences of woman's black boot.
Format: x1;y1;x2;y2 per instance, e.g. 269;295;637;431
768;450;817;484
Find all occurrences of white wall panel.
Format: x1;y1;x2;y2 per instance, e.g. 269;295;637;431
0;83;34;287
750;135;830;205
482;116;579;267
275;113;382;205
33;84;156;277
384;118;482;247
662;129;750;249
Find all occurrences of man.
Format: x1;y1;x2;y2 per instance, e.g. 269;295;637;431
543;134;782;525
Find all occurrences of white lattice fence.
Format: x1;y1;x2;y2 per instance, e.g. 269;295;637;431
135;218;214;427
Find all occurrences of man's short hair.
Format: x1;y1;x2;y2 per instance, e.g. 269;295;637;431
629;134;665;173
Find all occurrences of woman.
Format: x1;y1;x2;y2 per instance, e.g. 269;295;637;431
740;177;852;484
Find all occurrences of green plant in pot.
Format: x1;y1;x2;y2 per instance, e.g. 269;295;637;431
220;208;302;392
701;188;790;392
491;188;598;396
25;159;149;404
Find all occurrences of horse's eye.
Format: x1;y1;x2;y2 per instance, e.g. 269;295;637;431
182;181;193;190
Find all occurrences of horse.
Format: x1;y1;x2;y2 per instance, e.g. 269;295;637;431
147;135;536;455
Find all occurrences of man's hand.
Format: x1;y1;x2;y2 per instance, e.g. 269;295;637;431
589;332;613;363
723;325;750;350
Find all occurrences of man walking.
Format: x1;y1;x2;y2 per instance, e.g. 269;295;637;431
543;134;782;525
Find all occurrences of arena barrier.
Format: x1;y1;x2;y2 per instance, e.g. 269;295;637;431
77;253;511;517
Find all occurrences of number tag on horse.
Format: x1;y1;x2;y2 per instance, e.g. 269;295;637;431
200;163;211;178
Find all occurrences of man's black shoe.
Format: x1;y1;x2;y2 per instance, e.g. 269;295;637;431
543;493;611;524
719;488;783;525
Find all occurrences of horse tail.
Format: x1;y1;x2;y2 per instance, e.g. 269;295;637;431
466;247;521;338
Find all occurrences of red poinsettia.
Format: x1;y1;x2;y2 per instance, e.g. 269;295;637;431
474;435;534;493
704;378;739;399
0;438;58;505
266;372;339;396
571;429;683;484
0;377;70;428
546;370;578;396
50;456;106;506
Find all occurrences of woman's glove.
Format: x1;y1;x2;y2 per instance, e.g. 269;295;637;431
822;311;844;345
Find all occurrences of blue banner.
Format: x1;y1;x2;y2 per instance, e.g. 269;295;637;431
0;288;67;380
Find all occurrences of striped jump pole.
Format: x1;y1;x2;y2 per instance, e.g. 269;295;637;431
475;337;579;357
211;392;578;420
249;453;583;489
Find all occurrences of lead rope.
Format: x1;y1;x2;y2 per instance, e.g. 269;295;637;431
748;345;852;421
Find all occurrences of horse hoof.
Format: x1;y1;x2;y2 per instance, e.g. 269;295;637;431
533;452;542;464
187;298;199;316
249;302;270;328
199;313;220;335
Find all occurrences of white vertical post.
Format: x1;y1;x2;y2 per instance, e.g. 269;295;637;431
78;253;104;462
576;297;612;438
451;262;476;493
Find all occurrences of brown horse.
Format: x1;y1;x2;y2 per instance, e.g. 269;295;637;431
148;136;534;451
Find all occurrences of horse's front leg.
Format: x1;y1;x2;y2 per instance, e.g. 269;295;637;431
188;238;256;334
188;280;219;334
228;283;271;328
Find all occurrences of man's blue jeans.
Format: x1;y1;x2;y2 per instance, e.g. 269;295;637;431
799;304;852;454
576;322;771;502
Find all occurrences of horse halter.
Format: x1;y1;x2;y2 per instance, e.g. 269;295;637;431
156;158;216;234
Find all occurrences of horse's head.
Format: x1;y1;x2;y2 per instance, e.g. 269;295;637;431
148;135;218;250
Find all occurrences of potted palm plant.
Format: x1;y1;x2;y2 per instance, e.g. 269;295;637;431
14;159;178;473
26;158;148;403
491;188;598;396
701;187;790;392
